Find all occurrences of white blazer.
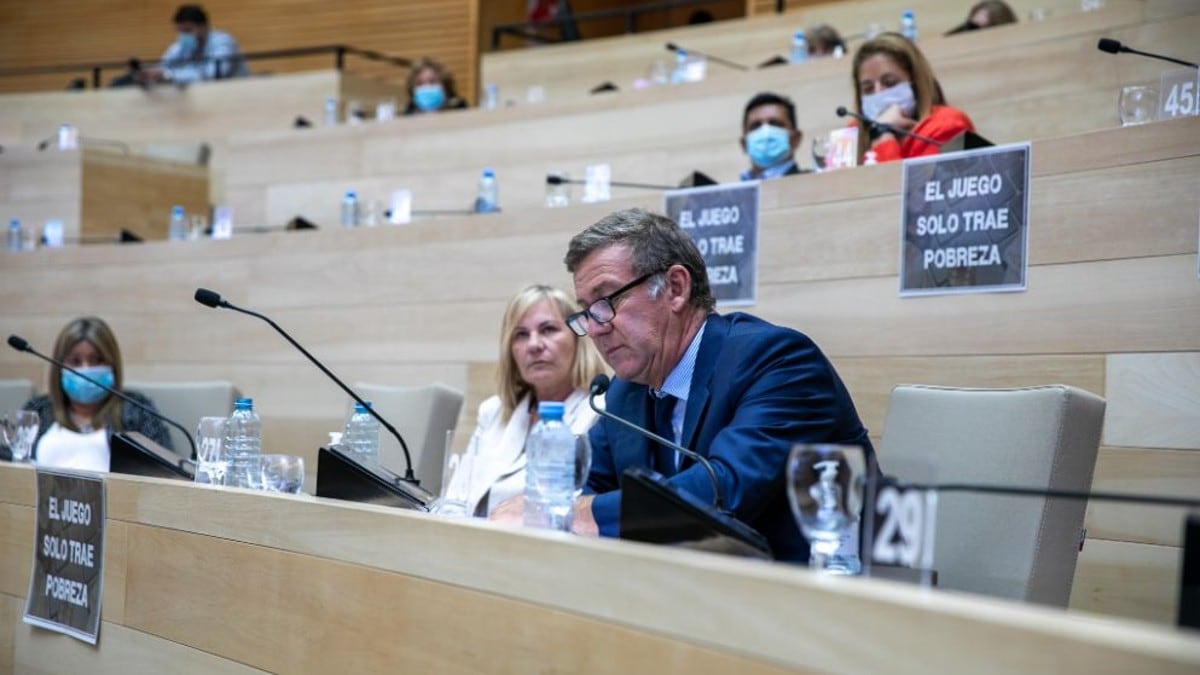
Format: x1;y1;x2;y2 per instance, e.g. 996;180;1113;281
455;388;601;516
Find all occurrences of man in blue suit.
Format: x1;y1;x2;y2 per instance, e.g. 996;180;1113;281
561;208;873;562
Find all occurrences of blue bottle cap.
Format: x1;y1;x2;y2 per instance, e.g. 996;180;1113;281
354;401;372;413
537;401;565;420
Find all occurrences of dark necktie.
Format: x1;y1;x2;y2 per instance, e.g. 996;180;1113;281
652;394;678;476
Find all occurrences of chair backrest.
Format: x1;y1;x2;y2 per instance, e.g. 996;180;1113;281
0;379;34;415
124;380;241;458
352;382;465;491
879;384;1106;607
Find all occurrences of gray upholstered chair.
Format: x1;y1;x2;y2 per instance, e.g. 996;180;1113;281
124;380;241;458
0;379;35;415
352;382;465;491
878;384;1106;606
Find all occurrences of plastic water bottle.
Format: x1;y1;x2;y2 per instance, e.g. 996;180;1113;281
483;83;499;110
901;10;918;43
789;30;809;64
224;397;262;488
524;401;577;531
342;401;381;467
168;205;187;241
671;49;689;84
323;97;339;125
474;169;499;213
340;190;359;227
6;219;21;252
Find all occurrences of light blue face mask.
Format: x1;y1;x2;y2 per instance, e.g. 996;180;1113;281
413;84;446;112
861;81;917;120
177;32;199;54
61;366;114;406
745;123;794;169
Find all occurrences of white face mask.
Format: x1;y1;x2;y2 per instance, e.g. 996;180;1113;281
861;81;916;120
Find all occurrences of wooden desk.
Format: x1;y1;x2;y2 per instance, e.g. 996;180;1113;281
0;118;1196;624
1;463;1197;674
0;148;207;242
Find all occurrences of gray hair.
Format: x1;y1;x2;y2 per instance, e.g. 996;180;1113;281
564;208;715;311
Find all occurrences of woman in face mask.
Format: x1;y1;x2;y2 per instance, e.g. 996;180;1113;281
851;33;975;162
16;317;173;472
403;57;469;116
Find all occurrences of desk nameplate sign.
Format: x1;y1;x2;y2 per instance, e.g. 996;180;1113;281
664;181;760;306
24;468;106;644
1159;68;1200;120
899;142;1031;296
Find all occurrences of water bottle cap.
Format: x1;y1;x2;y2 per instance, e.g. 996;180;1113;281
482;168;495;178
235;397;253;410
537;401;565;419
353;401;372;413
345;190;357;198
794;29;805;38
171;205;185;216
9;219;19;228
903;9;914;18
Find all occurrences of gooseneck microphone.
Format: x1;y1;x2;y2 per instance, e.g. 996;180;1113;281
1097;38;1198;69
6;334;198;460
836;106;943;147
665;42;750;72
546;174;677;191
886;477;1200;509
588;374;725;511
193;288;419;484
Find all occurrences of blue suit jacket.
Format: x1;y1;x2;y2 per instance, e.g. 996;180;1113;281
586;312;874;563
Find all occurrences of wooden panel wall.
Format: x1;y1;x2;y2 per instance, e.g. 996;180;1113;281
0;0;477;101
1;466;1198;674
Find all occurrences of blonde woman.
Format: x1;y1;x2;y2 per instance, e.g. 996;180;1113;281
450;285;606;517
17;316;172;471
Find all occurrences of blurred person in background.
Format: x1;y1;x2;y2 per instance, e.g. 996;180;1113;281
16;317;172;471
807;24;846;58
739;92;811;181
136;4;248;85
946;1;1018;35
851;32;975;162
403;57;469;115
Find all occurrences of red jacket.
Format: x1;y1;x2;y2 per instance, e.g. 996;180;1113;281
871;105;975;162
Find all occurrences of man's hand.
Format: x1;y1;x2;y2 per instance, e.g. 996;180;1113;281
487;494;526;524
570;495;598;536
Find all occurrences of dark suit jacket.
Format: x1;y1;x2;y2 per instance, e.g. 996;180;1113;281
586;312;874;563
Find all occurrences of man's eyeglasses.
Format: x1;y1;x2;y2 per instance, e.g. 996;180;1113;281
566;270;664;337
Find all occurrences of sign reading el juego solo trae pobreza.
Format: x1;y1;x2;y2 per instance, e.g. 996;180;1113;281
24;468;106;644
664;181;760;306
900;142;1031;296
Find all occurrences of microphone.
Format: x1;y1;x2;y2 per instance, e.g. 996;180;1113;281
193;288;419;484
6;334;197;460
836;106;943;147
546;174;677;191
588;374;724;511
885;477;1200;509
665;42;750;72
36;135;132;154
1097;38;1198;69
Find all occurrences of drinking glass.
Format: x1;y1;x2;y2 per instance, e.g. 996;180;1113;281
811;135;833;172
432;428;479;517
787;444;867;574
1;410;39;463
194;416;227;485
1118;85;1158;126
260;454;305;494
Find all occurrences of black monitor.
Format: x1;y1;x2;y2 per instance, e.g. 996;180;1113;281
618;466;772;560
1180;514;1200;629
315;445;432;511
110;431;195;480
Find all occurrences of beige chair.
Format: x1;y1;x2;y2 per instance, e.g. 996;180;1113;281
0;379;35;414
878;384;1106;607
124;380;241;458
352;383;465;491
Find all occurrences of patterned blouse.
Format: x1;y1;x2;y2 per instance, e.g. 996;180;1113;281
1;392;175;461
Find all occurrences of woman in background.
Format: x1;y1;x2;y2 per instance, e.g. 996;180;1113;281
947;1;1018;35
852;32;975;162
403;57;469;115
21;317;172;472
447;285;606;517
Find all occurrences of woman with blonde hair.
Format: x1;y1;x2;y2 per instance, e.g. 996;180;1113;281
403;56;468;115
16;316;172;471
449;284;606;517
852;32;975;162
